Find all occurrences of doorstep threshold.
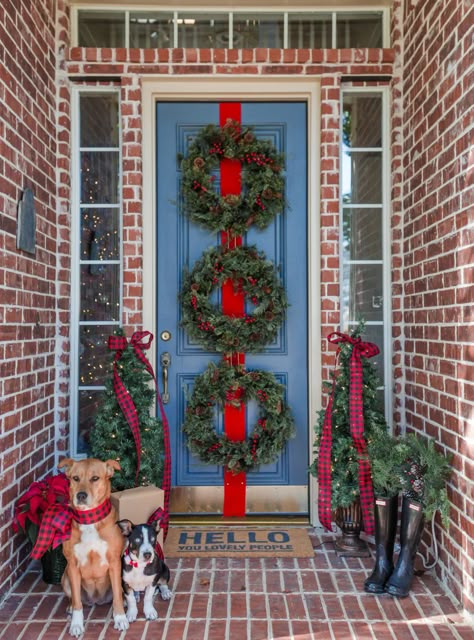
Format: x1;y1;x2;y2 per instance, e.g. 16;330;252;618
169;515;310;527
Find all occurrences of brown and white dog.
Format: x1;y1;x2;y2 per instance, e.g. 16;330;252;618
58;458;129;637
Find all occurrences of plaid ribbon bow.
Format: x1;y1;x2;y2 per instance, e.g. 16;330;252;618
30;499;112;560
109;331;171;541
317;332;379;536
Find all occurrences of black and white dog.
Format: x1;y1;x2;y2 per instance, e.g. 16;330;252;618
117;520;172;622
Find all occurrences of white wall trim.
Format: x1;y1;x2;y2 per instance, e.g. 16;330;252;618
69;86;122;458
338;84;392;426
142;76;321;524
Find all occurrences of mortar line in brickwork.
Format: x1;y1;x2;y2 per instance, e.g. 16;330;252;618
161;559;182;639
203;559;216;640
261;558;272;640
182;559;195;640
244;558;252;640
222;562;231;640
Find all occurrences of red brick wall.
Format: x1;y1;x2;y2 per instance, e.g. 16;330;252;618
1;0;472;618
0;0;63;594
400;0;474;613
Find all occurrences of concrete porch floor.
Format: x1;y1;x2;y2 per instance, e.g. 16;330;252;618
0;529;472;640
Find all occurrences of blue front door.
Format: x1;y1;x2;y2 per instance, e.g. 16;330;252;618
156;102;308;515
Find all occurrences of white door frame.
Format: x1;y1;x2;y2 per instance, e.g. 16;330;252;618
141;77;321;526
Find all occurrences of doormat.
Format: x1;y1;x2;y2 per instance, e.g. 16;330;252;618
163;527;315;558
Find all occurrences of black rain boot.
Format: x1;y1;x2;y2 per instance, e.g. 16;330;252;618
385;496;425;598
364;495;398;594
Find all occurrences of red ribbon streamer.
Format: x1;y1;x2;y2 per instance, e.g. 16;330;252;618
108;331;172;540
317;332;379;536
108;333;144;484
219;103;247;517
147;507;166;560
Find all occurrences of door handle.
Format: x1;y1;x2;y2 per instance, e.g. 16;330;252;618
160;352;171;404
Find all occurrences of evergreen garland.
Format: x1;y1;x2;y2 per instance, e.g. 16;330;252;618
367;429;406;499
180;244;288;353
399;433;452;527
179;119;286;235
89;330;164;491
183;361;295;473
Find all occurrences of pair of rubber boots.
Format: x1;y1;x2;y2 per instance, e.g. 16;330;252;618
364;495;425;597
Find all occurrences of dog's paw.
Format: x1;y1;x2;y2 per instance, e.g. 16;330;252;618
68;624;84;638
113;613;129;631
127;609;138;622
126;607;138;623
159;585;172;601
69;610;84;637
144;605;159;620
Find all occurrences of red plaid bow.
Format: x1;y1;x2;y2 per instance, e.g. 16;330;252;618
30;499;112;560
108;331;171;541
317;332;379;536
124;548;140;568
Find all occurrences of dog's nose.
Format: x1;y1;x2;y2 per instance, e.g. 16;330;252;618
76;491;88;504
143;552;152;561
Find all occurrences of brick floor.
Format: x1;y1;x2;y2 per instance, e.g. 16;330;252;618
0;529;473;640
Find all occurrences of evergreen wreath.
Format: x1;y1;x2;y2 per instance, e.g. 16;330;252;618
183;361;295;473
180;119;286;235
180;244;288;353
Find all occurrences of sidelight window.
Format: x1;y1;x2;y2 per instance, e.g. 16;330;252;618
71;89;122;456
340;88;390;413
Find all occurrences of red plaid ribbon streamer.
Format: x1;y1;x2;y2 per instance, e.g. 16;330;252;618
30;499;112;559
147;507;166;560
318;332;379;535
108;333;142;484
317;373;337;532
110;331;172;541
130;332;171;541
152;388;171;542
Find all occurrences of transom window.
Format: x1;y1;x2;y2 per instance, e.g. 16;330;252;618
74;8;387;49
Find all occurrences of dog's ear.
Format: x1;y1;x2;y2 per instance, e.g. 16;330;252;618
58;458;74;474
116;519;134;536
104;459;121;477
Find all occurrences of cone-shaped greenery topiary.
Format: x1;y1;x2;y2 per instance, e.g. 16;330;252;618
89;329;164;491
309;321;388;509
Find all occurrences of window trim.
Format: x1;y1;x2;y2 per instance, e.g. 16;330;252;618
70;85;122;458
71;5;390;48
339;85;392;424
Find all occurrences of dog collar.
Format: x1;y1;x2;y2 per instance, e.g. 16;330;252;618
71;498;112;524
